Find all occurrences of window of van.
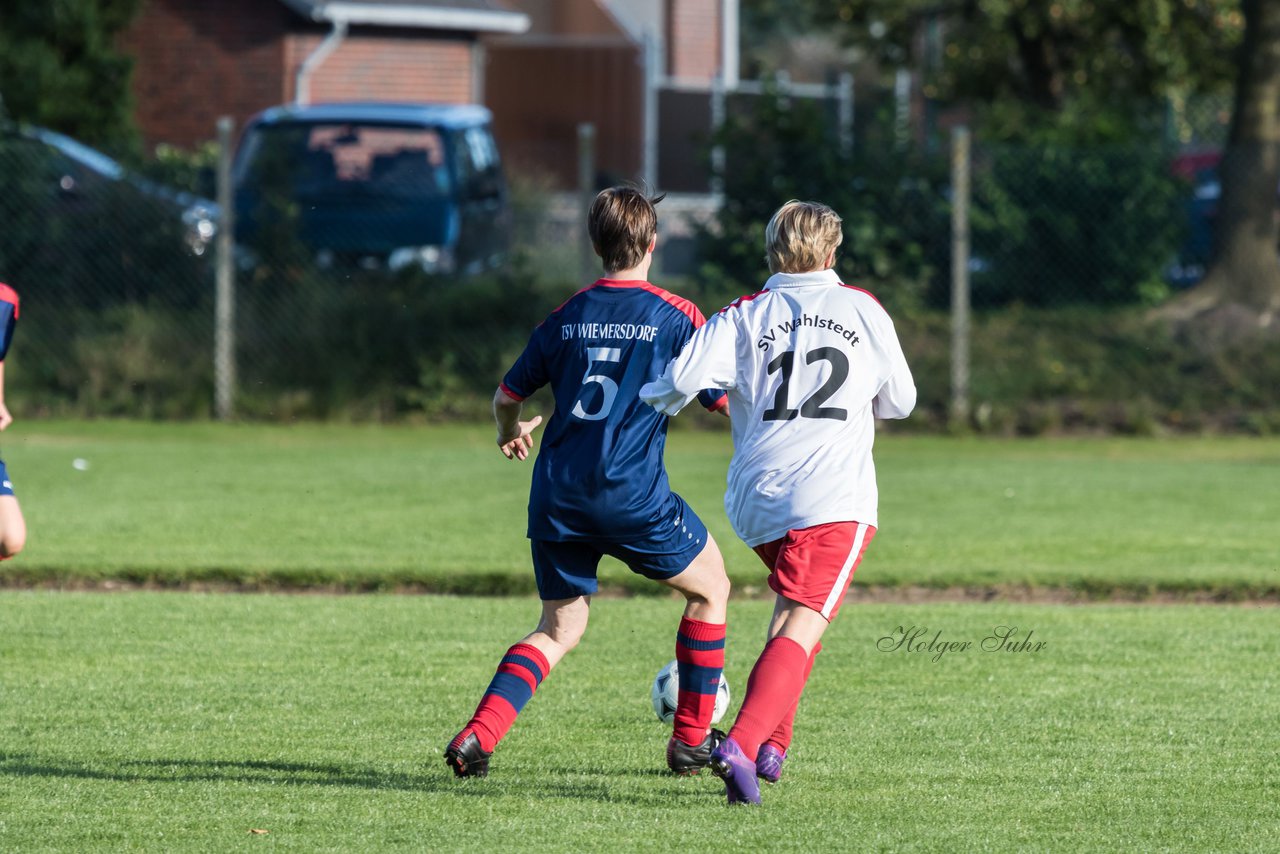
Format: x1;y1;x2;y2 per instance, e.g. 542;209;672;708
235;123;452;200
233;107;510;275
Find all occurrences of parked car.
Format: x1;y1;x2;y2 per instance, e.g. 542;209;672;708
232;102;511;275
0;123;219;257
1166;149;1222;287
0;123;220;312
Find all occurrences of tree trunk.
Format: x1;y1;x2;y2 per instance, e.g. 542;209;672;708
1166;0;1280;331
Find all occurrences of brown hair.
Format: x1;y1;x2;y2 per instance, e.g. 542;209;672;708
588;186;663;273
765;200;843;274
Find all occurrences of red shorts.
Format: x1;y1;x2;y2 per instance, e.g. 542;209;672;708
752;521;876;621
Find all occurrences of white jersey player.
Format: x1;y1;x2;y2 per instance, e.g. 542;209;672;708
640;200;915;805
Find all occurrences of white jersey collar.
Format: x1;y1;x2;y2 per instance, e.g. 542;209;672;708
764;269;841;290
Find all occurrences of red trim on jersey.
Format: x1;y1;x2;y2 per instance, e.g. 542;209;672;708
631;281;706;326
498;382;526;402
0;283;19;318
838;282;883;307
595;277;650;288
706;395;729;413
544;278;707;329
538;280;605;327
717;288;769;315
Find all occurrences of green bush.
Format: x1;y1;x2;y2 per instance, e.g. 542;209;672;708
969;144;1187;307
694;90;1187;313
11;302;212;418
7;273;1280;431
695;90;949;315
895;305;1280;434
137;141;219;198
232;252;563;421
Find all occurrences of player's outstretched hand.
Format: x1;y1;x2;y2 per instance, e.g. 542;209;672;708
0;401;12;431
498;415;543;461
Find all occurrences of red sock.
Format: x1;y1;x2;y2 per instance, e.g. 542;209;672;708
764;642;820;753
452;642;550;753
727;637;810;762
672;617;727;746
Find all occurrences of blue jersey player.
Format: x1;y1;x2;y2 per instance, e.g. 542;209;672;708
0;283;27;560
446;187;732;779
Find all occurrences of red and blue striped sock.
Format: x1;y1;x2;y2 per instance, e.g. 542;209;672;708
672;617;727;747
764;641;821;753
727;636;810;762
452;642;550;754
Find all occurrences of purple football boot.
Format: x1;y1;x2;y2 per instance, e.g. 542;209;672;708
756;743;786;783
708;736;762;805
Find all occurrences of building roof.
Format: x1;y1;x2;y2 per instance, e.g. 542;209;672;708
248;101;494;129
596;0;660;44
277;0;530;33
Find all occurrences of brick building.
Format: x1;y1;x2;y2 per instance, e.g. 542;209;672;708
119;0;529;150
119;0;737;189
486;0;735;189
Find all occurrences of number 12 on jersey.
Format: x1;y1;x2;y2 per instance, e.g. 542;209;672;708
763;347;849;421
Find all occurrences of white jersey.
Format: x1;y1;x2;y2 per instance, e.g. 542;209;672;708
640;269;916;546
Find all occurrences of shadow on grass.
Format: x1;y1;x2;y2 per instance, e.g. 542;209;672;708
0;751;695;805
0;752;439;791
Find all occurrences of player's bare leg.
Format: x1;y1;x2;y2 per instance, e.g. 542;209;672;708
520;595;591;669
445;596;590;778
0;495;26;559
658;537;731;773
766;595;828;652
659;535;730;624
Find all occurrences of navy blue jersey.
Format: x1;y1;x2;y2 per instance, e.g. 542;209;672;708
0;284;17;362
501;279;725;541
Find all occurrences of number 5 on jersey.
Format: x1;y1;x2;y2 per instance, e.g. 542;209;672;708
571;347;622;421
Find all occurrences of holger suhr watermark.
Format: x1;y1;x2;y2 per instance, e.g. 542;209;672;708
877;625;1047;663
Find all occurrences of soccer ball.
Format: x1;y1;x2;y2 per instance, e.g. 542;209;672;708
650;659;730;725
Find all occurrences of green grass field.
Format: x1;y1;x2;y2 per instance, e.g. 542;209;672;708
1;592;1276;852
1;423;1277;850
2;421;1277;597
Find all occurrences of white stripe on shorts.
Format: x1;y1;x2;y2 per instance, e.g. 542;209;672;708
819;522;870;619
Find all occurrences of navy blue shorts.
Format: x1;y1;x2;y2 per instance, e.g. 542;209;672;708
531;493;709;600
0;459;13;496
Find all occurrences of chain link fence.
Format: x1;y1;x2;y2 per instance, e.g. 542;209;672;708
0;120;564;421
2;91;1274;432
0;123;215;418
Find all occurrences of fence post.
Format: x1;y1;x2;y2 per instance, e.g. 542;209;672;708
214;116;236;421
578;122;596;283
721;0;739;90
894;69;912;149
642;30;659;191
837;72;854;158
710;75;726;203
950;125;971;428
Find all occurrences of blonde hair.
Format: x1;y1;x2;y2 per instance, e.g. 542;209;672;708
765;200;843;274
588;186;663;273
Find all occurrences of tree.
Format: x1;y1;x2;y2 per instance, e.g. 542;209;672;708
741;1;1280;324
695;90;952;313
1167;0;1280;329
742;0;1242;141
0;0;143;154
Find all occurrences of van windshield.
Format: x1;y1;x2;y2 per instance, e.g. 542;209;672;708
236;122;452;200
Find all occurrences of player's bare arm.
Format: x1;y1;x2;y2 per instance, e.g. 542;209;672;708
0;360;11;431
492;386;543;461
